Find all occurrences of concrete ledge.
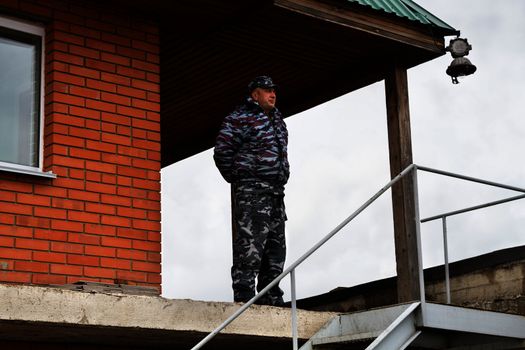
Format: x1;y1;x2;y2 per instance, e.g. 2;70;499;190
0;284;336;349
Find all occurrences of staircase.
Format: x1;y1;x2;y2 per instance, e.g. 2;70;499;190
301;302;525;349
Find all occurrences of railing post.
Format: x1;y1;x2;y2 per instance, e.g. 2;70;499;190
442;217;451;304
290;269;298;350
412;166;425;305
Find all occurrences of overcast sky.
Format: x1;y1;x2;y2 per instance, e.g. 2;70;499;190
160;0;525;302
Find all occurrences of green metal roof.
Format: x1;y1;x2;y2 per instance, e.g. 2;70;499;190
347;0;458;35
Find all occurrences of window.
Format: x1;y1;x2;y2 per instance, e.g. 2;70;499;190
0;15;52;177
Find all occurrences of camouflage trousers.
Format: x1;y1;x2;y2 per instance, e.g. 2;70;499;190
231;181;286;306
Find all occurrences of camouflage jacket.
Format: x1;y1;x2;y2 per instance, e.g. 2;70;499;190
214;97;289;185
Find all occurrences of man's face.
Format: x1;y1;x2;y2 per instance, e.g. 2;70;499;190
251;87;276;113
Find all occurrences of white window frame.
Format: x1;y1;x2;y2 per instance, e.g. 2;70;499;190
0;15;55;178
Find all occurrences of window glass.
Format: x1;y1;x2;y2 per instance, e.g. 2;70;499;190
0;25;42;168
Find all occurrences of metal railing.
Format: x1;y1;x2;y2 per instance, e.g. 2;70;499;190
191;164;525;349
418;165;525;304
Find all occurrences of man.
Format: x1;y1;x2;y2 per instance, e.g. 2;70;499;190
214;76;289;306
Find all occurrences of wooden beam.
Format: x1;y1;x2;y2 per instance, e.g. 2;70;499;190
274;0;445;53
385;65;421;302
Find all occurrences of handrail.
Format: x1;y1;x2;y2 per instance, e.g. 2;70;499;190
421;193;525;223
418;166;525;304
190;164;417;350
191;164;523;349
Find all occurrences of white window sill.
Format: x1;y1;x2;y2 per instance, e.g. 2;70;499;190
0;164;56;179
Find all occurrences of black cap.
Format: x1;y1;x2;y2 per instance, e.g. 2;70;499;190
247;75;277;93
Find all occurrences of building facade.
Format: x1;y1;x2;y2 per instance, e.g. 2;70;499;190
0;0;161;290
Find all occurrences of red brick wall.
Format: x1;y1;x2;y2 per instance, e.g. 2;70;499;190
0;1;161;290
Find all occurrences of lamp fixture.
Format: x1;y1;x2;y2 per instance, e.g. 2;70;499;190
445;38;477;84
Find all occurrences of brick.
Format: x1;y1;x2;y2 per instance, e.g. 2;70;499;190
86;38;116;53
16;193;50;206
50;51;84;66
33;251;66;263
34;229;68;242
69;126;101;141
132;98;159;112
87;79;116;93
132;128;147;139
0;271;31;283
101;122;116;133
69;106;101;120
70;86;101;100
101;52;130;66
117;207;146;219
117;166;146;178
70;24;100;40
15;261;49;273
147;211;161;222
147;273;161;285
53;31;84;46
86;171;101;182
86;140;117;153
101;32;130;47
53;177;85;190
68;211;100;224
0;214;14;225
86;99;116;113
101;174;116;185
84;267;115;279
86;119;102;131
132;240;160;252
102;153;132;166
116;270;146;283
50;264;83;275
84;203;114;215
16;238;49;251
132;139;160;151
0;247;32;260
146;91;160;103
51;220;84;233
70;66;101;80
101;92;130;106
51;155;85;169
50;92;85;107
69;148;101;161
132;178;160;191
101;72;130;86
147;252;161;263
101;216;131;227
131;159;160;171
116;176;131;187
0;180;33;193
101;257;130;270
132;199;160;211
51;242;83;254
117;66;145;80
34;185;67;198
117;228;147;240
52;198;84;210
0;202;32;215
101;112;131;126
101;237;132;249
116;125;131;136
68;254;99;266
49;113;85;128
86;182;116;195
118;187;147;199
84;224;116;236
0;236;14;247
132;261;160;273
35;207;67;220
117;105;146;119
85;245;115;257
146;53;160;65
132;118;159;132
69;45;100;60
131;79;159;93
0;190;16;202
85;161;116;174
101;133;131;146
101;194;131;207
116;46;145;60
0;224;33;238
86;59;116;73
146;72;160;83
117;248;147;261
32;274;67;284
117;85;146;99
16;216;51;229
68;233;101;245
131;59;159;74
49;134;85;148
68;189;99;202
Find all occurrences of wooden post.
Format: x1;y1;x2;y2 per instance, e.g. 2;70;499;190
385;65;422;302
